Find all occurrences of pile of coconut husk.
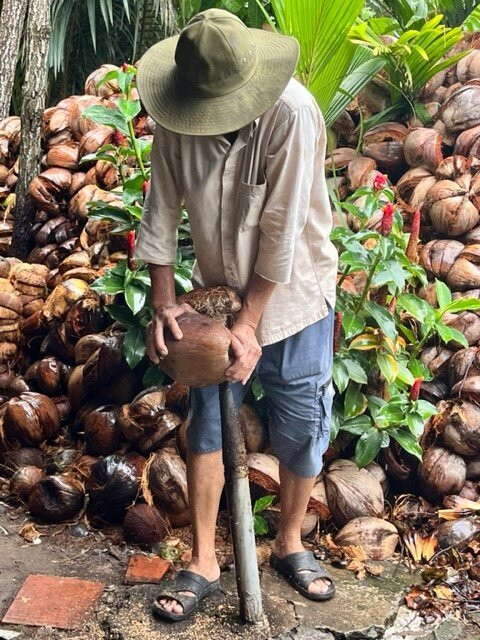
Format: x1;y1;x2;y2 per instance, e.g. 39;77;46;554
4;48;480;568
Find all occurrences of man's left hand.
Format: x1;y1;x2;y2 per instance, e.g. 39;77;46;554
227;322;262;385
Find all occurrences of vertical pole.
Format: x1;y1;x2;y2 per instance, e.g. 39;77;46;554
219;381;263;624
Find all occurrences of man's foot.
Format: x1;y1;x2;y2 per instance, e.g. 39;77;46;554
157;559;221;616
272;540;331;596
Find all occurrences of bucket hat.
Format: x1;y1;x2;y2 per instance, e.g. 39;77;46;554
136;8;299;136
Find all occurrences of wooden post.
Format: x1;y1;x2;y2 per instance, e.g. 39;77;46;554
219;381;263;624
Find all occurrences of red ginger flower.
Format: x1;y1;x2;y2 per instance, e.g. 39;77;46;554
121;62;129;72
409;378;423;401
142;179;151;199
373;173;388;191
381;203;395;236
126;230;136;270
112;130;127;146
406;209;421;262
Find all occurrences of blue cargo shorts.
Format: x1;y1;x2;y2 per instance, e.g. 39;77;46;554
187;307;334;478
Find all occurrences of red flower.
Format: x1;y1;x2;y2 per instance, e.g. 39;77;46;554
406;209;421;262
333;311;343;354
373;173;387;191
142;179;151;199
381;203;395;236
409;378;423;401
112;130;127;146
121;62;129;73
126;230;136;270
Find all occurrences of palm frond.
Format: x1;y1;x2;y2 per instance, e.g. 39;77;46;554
270;0;367;118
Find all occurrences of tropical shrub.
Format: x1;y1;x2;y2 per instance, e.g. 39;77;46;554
332;179;480;467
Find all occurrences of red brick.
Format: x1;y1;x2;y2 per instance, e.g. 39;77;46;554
125;555;170;584
2;574;104;630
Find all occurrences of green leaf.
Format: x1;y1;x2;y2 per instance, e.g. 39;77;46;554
364;301;397;340
398;293;435;324
443;298;480;314
123;326;146;369
342;310;365;339
377;352;398;384
416;399;438;420
355;429;383;467
390;429;423;460
117;98;141;122
252;376;265;401
253;514;269;536
344;384;368;419
82;105;128;135
435;279;452;311
406;411;425;437
142;364;165;389
124;281;147;315
343;358;368;385
91;272;125;295
341;414;373;435
105;303;135;329
333;359;350;394
253;495;275;514
436;322;468;348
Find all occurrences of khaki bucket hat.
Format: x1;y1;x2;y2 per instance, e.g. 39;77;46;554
136;8;299;136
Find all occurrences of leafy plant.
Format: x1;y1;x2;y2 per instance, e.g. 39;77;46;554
82;65;193;379
252;494;275;535
264;0;385;128
332;181;480;467
350;14;467;122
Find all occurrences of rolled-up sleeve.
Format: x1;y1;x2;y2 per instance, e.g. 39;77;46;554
134;126;182;265
254;105;320;284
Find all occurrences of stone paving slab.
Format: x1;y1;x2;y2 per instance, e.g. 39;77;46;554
124;555;171;584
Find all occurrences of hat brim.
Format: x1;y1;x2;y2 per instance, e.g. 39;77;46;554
136;29;300;136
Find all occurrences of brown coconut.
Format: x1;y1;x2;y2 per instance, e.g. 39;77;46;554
325;459;384;527
123;503;168;547
418;446;466;501
335;516;399;560
158;313;233;387
29;475;85;523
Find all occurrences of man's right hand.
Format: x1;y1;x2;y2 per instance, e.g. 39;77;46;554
146;303;196;363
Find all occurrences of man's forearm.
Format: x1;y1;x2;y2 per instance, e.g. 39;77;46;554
149;264;176;313
236;272;277;329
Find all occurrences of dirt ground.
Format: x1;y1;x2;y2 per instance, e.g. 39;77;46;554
1;502;479;640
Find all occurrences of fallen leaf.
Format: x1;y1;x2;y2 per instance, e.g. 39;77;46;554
433;585;454;601
19;523;41;543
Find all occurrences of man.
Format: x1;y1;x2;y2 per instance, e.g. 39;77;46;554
134;8;338;622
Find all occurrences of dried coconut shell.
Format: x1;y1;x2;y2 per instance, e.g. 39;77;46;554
325;459;385;527
335;516;399;560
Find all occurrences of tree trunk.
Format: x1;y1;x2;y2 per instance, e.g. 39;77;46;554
9;0;52;260
0;0;29;121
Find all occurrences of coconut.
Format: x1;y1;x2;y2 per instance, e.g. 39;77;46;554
324;459;384;527
29;475;85;522
436;517;480;550
137;411;182;455
4;392;61;446
238;404;266;453
123;503;168;547
158;313;233;387
437;399;480;456
307;480;331;520
335;517;399;560
87;455;141;522
2;447;44;476
247;453;280;497
418;446;466;501
9;466;45;501
83;405;122;456
148;450;189;516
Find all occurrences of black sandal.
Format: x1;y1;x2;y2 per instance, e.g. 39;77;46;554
152;569;221;622
270;551;335;601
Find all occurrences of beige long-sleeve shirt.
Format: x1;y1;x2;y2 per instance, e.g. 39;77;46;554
134;78;338;346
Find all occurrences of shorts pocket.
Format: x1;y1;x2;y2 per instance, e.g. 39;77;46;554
315;380;334;438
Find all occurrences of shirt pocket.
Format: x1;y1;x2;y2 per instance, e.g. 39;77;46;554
237;181;267;231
